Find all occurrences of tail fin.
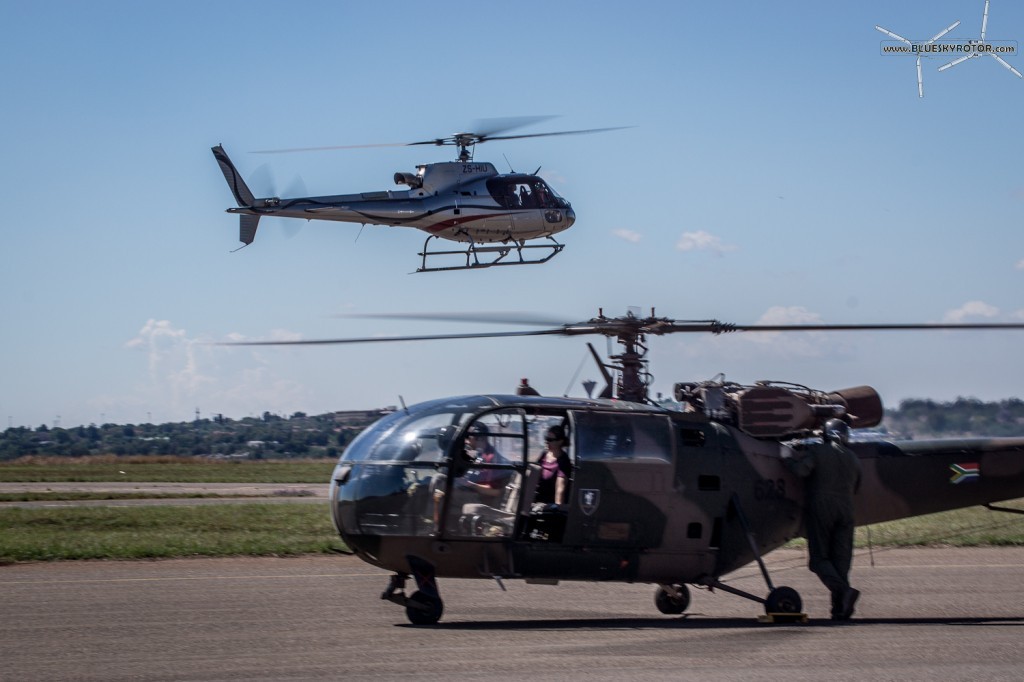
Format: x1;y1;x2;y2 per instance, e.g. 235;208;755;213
211;145;256;207
239;215;260;246
212;145;261;246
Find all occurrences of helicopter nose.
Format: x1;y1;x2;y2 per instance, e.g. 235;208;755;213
565;207;575;227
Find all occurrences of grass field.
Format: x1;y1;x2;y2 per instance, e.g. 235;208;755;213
0;456;1021;563
0;504;338;563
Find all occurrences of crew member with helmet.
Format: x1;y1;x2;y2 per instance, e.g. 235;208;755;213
457;422;512;502
785;418;863;621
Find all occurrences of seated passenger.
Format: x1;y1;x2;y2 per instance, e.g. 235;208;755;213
534;425;571;507
519;186;534;208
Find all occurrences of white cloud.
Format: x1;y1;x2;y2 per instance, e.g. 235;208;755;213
942;301;999;323
673;305;846;364
739;306;827;351
122;320;313;421
612;229;642;243
676;230;736;255
1015;258;1024;271
125;319;211;402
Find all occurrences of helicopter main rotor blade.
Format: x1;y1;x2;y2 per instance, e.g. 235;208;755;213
220;328;567;347
709;321;1024;333
220;317;1024;348
404;126;632;148
338;311;574;327
251;142;411;154
477;126;633;143
469;116;561;138
250;116;619;154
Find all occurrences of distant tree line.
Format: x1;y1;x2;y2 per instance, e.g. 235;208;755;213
882;397;1024;439
0;410;388;462
3;399;1023;461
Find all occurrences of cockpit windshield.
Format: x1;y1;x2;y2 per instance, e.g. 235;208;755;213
333;398;569;542
487;176;569;210
334;399;477;539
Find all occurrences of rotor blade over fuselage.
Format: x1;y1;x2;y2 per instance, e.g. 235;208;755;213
218;314;1024;347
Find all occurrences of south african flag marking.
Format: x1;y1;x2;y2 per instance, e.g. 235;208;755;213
950;462;980;484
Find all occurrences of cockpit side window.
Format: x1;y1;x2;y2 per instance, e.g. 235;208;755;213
486;177;566;210
574;412;673;463
444;409;526;538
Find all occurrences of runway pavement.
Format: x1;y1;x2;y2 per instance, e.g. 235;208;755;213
2;547;1023;681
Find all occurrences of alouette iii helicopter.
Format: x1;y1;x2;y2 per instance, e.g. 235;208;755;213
227;308;1024;625
211;117;625;273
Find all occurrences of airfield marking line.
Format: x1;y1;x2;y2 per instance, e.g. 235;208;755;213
0;572;386;586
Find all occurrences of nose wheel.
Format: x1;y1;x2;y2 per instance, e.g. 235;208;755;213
655;584;691;614
405;591;444;625
381;555;446;625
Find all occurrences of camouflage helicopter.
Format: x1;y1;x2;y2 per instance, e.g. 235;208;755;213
229;308;1024;625
211;117;625;272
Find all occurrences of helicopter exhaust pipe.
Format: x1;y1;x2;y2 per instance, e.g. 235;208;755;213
394;172;423;189
826;386;883;429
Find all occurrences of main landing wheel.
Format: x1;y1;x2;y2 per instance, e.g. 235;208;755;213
405;591;444;626
655;584;691;615
764;586;802;615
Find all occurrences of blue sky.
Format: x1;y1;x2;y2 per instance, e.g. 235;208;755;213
2;1;1022;428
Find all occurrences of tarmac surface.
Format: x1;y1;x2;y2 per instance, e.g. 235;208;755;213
3;547;1023;681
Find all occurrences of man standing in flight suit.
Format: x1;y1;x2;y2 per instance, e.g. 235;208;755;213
786;418;863;621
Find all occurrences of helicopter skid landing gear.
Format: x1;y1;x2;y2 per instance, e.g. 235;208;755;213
381;555;445;625
417;235;564;273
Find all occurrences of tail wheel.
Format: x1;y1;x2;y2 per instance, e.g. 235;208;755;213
405;591;444;625
765;586;802;614
654;584;691;615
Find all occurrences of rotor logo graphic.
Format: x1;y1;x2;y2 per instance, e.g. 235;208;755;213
877;0;1021;98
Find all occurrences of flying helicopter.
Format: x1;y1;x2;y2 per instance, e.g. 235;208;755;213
211;117;626;273
226;308;1024;625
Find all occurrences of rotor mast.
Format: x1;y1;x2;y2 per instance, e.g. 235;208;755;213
589;308;659;404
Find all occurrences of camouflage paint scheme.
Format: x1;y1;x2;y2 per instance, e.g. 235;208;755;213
331;395;1024;587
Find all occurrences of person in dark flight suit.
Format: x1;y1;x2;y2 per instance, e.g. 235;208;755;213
786;419;863;620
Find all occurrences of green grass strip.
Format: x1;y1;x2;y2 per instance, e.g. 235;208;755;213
0;504;342;563
0;457;335;483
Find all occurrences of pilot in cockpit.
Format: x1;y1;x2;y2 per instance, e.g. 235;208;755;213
456;422;512;503
433;422;512;527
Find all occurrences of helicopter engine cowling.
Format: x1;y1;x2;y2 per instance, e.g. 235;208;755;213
394;172;423;189
674;380;883;439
